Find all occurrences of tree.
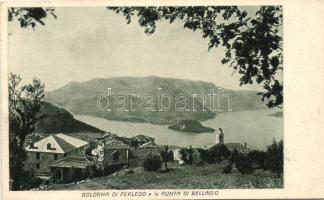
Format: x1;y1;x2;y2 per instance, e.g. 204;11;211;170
247;149;267;169
235;153;254;174
179;146;194;165
229;149;254;174
265;139;283;176
9;73;45;190
160;146;174;170
108;6;283;108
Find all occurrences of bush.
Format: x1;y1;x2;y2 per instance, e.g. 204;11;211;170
104;163;125;176
24;177;43;189
223;163;233;174
89;164;104;178
235;154;254;174
20;170;43;190
143;154;162;171
229;140;283;176
248;150;267;169
206;144;231;164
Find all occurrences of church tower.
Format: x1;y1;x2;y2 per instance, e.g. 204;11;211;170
216;128;224;144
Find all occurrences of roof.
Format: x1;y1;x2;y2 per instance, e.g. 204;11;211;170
49;156;93;169
26;133;89;153
96;132;112;139
206;143;249;153
105;138;128;149
131;135;154;143
140;141;155;148
225;143;249;152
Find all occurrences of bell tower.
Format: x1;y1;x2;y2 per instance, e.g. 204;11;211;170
216;128;224;144
219;130;224;144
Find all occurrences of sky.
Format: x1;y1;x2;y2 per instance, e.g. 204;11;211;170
8;6;278;92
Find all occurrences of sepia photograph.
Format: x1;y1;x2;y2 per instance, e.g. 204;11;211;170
1;1;324;199
6;5;284;191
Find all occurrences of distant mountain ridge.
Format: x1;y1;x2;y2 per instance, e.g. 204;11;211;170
45;76;266;125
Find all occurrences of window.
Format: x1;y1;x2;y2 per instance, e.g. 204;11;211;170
55;169;62;180
36;163;40;170
36;152;40;160
47;143;51;150
112;150;120;161
54;153;58;160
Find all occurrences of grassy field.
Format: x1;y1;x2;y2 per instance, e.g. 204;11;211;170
46;163;283;190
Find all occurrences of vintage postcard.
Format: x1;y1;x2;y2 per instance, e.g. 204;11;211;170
1;0;324;199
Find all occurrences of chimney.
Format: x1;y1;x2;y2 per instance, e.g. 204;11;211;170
29;142;38;149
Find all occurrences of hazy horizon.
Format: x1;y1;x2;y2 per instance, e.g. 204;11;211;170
45;75;267;93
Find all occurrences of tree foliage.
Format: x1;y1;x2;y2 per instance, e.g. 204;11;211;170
160;146;174;170
222;162;233;174
235;153;254;174
143;154;162;171
108;6;283;108
247;149;268;169
265;139;283;176
179;146;194;165
235;139;283;176
207;144;231;163
8;7;56;29
9;73;45;190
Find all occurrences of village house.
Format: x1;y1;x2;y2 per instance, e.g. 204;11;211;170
49;156;94;183
103;139;129;167
24;133;90;177
207;128;249;153
131;135;155;146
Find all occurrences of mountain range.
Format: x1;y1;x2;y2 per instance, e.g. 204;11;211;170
45;76;267;125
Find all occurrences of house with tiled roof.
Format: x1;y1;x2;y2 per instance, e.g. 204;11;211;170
103;137;129;167
224;143;250;153
49;156;94;183
24;133;89;176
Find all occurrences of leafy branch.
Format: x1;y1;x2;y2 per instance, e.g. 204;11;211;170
108;6;283;108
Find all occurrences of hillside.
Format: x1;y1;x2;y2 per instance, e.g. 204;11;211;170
35;102;104;134
45;76;266;125
45;164;283;190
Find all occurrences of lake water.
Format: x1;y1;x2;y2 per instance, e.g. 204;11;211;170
74;109;283;150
